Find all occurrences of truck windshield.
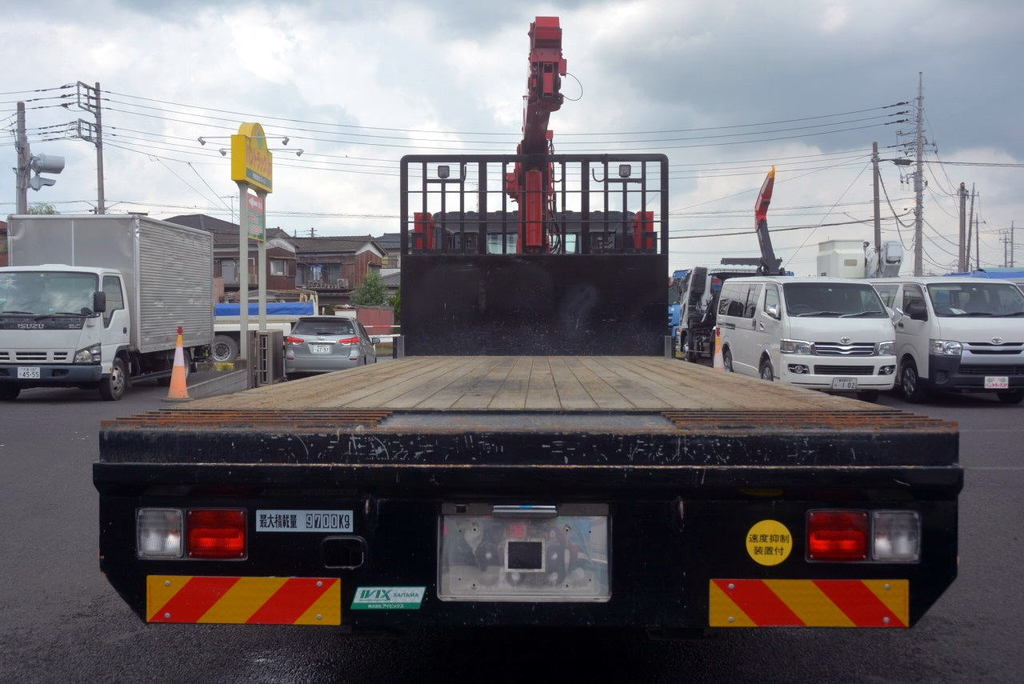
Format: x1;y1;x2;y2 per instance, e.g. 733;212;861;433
782;283;886;318
927;282;1024;317
0;271;98;316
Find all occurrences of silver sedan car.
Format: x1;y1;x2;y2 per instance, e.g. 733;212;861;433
285;316;378;377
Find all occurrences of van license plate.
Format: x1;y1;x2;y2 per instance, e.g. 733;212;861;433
17;366;41;379
831;377;858;391
984;376;1009;389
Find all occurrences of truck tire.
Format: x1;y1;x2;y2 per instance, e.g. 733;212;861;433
899;358;929;403
99;358;128;401
722;348;733;372
759;358;775;382
997;391;1024;405
211;335;239;363
0;385;20;400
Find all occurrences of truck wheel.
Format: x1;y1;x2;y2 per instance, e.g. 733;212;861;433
857;391;880;403
899;359;929;403
722;348;734;372
759;358;774;382
0;385;20;400
99;358;128;401
211;335;239;363
997;391;1024;405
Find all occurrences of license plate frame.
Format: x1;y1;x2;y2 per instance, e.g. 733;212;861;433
438;503;610;603
17;366;41;379
984;376;1009;389
831;377;858;391
309;344;332;354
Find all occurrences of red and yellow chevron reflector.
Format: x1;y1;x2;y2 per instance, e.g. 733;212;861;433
709;579;909;627
146;576;341;625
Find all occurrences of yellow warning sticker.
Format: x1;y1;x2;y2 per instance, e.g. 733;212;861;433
745;520;793;566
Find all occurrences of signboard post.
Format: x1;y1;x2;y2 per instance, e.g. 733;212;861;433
230;122;273;362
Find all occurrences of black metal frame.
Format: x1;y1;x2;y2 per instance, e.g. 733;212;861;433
399;154;670;356
399;154;669;256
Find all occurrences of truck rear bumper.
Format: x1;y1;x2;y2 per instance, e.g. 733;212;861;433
0;364;103;387
95;462;961;631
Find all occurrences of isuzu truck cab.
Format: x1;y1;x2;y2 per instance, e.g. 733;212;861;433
0;214;213;401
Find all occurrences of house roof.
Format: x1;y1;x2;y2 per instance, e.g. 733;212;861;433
374;232;401;249
165;214;294;249
289;235;385;255
380;270;401;288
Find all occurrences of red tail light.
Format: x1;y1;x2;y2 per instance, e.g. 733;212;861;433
807;510;868;561
338;336;361;345
187;509;246;559
286;336;305;344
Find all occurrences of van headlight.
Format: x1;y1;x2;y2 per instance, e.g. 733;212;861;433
929;339;962;356
74;344;101;364
877;340;895;356
780;339;813;355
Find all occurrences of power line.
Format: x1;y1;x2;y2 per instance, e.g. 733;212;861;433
782;162;870;268
106;88;903;137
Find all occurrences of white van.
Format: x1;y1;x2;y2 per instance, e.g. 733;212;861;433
870;277;1024;404
717;277;897;400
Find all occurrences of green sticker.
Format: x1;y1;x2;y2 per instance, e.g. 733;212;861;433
351;586;426;610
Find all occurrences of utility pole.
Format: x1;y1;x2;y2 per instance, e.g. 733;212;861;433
75;81;106;214
958;182;967;272
975;213;980;270
912;73;925;276
966;184;975;271
1012;221;1016;268
14;101;29;214
872;142;882;255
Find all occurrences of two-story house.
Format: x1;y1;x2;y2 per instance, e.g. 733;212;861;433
165;214;298;295
290;235;385;308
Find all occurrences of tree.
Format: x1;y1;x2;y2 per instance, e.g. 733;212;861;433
350;272;387;306
387;289;401;322
27;203;58;215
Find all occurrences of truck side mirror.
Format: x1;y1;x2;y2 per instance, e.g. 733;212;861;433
93;290;107;313
765;304;780;320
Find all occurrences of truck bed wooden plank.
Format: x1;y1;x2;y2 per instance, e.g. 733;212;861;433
451;358;517;409
487;357;533;410
185;357;874;413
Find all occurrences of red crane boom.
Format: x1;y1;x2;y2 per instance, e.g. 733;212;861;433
505;16;567;253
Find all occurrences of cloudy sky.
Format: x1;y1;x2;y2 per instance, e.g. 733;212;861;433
2;0;1022;275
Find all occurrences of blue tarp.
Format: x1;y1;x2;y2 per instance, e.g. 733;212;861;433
946;269;1024;280
215;302;316;316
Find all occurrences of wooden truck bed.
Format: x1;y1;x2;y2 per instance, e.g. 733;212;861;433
183;356;870;412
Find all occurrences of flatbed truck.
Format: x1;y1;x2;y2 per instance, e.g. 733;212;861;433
94;153;961;633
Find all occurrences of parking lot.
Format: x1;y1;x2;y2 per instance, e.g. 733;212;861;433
0;379;1020;682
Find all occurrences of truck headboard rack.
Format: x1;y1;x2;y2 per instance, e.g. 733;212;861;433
399;154;670;356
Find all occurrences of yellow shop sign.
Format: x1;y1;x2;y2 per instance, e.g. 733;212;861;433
230;122;273;193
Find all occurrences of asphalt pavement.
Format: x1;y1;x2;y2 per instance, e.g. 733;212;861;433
0;380;1020;683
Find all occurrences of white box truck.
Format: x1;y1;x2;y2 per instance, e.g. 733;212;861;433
0;214;213;400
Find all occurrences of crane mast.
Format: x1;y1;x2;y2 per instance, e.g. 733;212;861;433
505;16;567;254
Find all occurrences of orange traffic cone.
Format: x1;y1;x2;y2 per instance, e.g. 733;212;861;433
712;326;725;370
167;326;190;401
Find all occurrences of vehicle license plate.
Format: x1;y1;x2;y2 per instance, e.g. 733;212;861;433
831;377;858;391
984;376;1009;390
17;366;41;379
438;503;610;602
310;344;332;354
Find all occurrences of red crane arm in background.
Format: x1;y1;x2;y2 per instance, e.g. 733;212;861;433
505;16;567;253
754;165;784;275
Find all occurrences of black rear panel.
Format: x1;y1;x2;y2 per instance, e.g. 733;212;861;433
399;154;669;356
